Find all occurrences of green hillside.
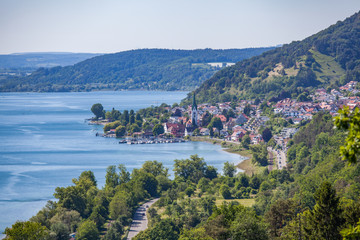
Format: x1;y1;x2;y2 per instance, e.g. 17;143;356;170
183;11;360;104
0;48;274;92
8;112;360;239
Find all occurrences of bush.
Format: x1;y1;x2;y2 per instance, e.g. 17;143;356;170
220;185;232;199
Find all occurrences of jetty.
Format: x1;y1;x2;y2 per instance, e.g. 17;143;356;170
123;137;186;145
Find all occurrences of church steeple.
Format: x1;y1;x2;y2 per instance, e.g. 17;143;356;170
191;93;198;127
192;93;197;111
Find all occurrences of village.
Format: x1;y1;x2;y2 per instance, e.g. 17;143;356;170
98;81;360;169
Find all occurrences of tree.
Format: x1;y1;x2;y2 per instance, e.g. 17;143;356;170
115;125;126;137
265;199;295;238
122;110;129;125
54;185;87;217
242;134;251;149
205;165;218;180
103;121;121;133
50;222;70;240
77;220;99;240
306;181;344;240
174;155;207;182
142;160;168;177
118;164;131;184
209;126;214;137
89;205;106;229
4;221;49;240
230;209;269;240
261;128;272;142
49;208;81;233
220;185;231;199
179;228;214;240
250;176;261;189
185;187;195;197
223;161;236;177
243;104;251;116
152;124;164;136
238;174;249;188
198;177;210;192
30;200;57;229
335;106;360;163
341;219;360;240
103;220;123;240
250;144;268;166
204;203;267;239
208;117;223;130
105;165;119;189
132;171;158;197
129;123;140;134
297;92;311;102
202;111;212;127
91;103;105;119
134;219;179;240
109;192;131;220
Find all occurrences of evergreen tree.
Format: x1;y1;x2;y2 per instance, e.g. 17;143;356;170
306;181;344;240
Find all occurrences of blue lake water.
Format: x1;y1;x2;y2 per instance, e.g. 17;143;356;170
0;91;244;235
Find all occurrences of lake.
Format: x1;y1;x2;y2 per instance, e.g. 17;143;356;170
0;91;245;235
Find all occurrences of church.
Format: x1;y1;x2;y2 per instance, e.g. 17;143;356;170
191;93;198;127
185;93;199;136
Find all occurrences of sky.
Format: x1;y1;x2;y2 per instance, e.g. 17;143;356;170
0;0;359;54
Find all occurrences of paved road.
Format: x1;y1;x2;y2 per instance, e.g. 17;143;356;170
277;150;287;170
127;198;159;240
268;147;287;170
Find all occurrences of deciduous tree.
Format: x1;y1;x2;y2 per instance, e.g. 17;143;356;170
91;103;105;119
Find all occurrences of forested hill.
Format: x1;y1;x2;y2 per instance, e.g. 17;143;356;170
183;11;360;105
0;48;274;92
0;52;102;78
0;52;102;69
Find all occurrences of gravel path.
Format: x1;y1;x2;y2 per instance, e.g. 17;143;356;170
127;198;159;240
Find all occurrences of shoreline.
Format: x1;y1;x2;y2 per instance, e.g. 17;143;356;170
190;136;260;175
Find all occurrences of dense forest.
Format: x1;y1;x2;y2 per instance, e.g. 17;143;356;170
182;11;360;105
0;48;274;92
4;111;360;239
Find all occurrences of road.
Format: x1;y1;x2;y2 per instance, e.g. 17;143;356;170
127;198;159;240
268;147;287;170
277;149;287;170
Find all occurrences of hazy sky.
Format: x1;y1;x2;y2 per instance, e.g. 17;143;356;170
1;0;359;54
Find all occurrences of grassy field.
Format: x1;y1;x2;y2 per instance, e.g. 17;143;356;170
237;158;266;176
215;198;256;207
310;49;345;82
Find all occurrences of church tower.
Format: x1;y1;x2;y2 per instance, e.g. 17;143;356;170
191;93;198;127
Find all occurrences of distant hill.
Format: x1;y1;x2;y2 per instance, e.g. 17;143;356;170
182;11;360;105
0;48;274;92
0;52;102;76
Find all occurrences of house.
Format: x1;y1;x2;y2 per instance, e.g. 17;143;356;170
215;114;227;123
235;113;249;125
185;126;196;136
231;129;246;141
199;128;210;136
224;118;236;130
293;118;302;124
213;128;220;135
220;129;228;136
163;123;185;137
